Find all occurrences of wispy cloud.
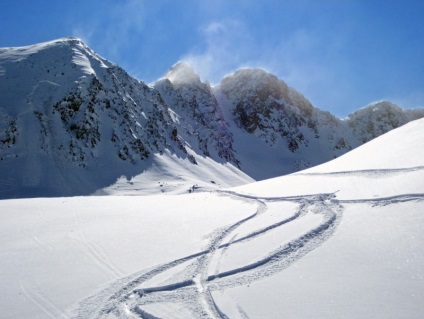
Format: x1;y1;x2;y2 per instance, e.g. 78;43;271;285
180;19;255;84
255;29;349;110
180;21;347;112
72;0;145;59
390;91;424;109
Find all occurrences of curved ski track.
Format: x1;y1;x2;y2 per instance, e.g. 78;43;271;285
72;188;424;319
295;166;424;177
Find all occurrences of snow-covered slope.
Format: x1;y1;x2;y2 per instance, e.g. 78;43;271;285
1;38;422;198
346;100;424;143
215;69;423;179
0;38;252;199
1;118;423;318
215;68;355;179
155;62;239;167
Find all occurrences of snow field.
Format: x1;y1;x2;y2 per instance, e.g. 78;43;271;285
223;201;424;319
0;194;255;319
67;118;423;318
0;118;423;318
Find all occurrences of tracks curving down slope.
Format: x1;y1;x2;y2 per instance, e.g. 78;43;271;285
71;166;424;319
72;190;344;319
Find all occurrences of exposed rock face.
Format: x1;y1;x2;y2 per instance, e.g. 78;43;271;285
0;38;422;197
0;39;203;197
219;68;331;151
155;62;239;166
346;100;423;143
216;68;424;178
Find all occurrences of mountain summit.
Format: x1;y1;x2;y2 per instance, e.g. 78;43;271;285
162;61;201;85
0;38;422;198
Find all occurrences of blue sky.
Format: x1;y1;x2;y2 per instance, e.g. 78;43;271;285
1;0;423;117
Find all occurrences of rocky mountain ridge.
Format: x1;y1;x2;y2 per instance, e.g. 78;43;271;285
0;37;422;198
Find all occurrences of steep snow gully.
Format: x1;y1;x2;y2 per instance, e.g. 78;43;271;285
70;176;424;319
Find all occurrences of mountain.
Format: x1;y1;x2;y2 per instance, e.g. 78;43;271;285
1;117;423;318
347;100;424;143
0;38;422;198
155;62;239;167
216;70;424;178
215;68;353;178
0;38;252;198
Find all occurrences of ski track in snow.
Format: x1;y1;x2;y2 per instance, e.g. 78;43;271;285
31;236;54;251
71;186;424;319
74;230;124;280
20;281;70;319
296;165;424;177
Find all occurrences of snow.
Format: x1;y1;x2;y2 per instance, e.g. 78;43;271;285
1;38;423;200
96;151;253;196
162;61;201;85
224;202;424;319
0;117;423;318
233;118;424;200
1;38;424;318
0;194;255;319
0;38;253;199
216;209;324;274
306;117;424;171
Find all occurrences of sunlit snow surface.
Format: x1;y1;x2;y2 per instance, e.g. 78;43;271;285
1;119;424;318
0;38;254;199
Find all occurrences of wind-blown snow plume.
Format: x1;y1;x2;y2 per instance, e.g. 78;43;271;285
181;20;253;84
73;0;146;59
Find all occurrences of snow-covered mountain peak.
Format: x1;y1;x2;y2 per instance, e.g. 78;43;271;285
162;61;201;86
0;37;100;62
1;38;423;198
0;36;111;82
354;100;402;115
0;37;113;117
345;100;413;143
0;39;252;198
38;36;87;49
3;107;423;319
155;62;240;168
219;68;314;116
220;68;279;94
